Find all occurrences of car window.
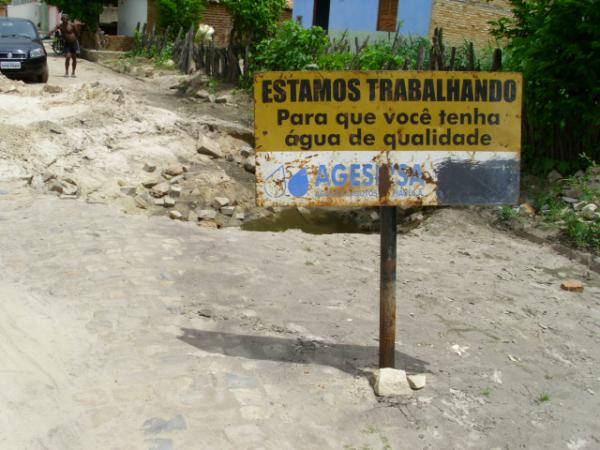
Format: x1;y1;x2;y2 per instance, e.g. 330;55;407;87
0;21;37;40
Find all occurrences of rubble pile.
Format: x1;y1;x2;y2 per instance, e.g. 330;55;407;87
0;73;26;94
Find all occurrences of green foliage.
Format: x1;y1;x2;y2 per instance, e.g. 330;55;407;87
156;0;206;35
47;0;116;30
127;30;174;68
530;164;600;253
566;214;600;252
537;393;551;403
357;41;405;70
254;22;426;72
224;0;287;48
490;0;600;166
254;21;329;71
499;205;519;222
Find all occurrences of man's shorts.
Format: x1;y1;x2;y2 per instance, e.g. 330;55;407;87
64;40;80;56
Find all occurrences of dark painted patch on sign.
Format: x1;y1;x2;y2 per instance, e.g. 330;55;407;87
436;158;520;205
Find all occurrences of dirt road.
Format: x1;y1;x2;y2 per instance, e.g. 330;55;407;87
0;54;599;450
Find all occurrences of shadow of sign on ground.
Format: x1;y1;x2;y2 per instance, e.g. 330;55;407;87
178;328;429;376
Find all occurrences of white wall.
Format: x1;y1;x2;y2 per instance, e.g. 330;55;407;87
118;0;147;36
48;6;60;32
7;3;41;27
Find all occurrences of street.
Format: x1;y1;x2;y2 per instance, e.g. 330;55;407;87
0;53;599;450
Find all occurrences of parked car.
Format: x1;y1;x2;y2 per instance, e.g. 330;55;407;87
0;17;48;83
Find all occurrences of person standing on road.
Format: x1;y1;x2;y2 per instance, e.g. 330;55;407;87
50;14;84;78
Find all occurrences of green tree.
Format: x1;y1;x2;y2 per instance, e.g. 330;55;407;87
254;21;329;71
223;0;287;48
47;0;117;30
156;0;206;35
491;0;600;170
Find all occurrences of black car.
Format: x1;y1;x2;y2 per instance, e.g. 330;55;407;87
0;17;48;83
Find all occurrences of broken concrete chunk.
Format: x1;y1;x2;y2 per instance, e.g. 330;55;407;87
169;185;182;198
374;368;412;397
188;211;198;222
47;180;63;194
142;178;160;188
562;197;578;204
169;210;183;220
120;186;136;196
163;163;184;177
215;95;228;104
197;209;218;220
407;374;427;390
195;89;210;99
561;279;584;293
154;198;165;206
581;203;598;219
143;162;157;173
42;84;62;94
235;211;245;221
134;194;152;209
574;201;587;211
198;220;218;229
197;135;223;159
151;182;170;198
221;206;235;216
164;196;176;207
547;170;562;184
212;197;230;208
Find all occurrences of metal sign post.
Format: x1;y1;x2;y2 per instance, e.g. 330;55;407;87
379;205;397;368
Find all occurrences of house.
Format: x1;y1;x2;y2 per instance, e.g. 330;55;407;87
202;0;293;47
293;0;512;47
5;0;60;32
117;0;157;36
114;0;294;46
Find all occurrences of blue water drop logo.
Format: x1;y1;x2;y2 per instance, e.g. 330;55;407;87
264;165;286;198
288;168;309;197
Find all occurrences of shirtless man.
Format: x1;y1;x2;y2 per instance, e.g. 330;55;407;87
51;14;84;77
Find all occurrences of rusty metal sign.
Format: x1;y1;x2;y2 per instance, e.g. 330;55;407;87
254;70;522;207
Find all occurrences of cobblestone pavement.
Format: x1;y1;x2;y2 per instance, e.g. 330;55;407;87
1;182;599;450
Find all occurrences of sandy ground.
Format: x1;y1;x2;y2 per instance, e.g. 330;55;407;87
0;54;599;450
0;51;257;223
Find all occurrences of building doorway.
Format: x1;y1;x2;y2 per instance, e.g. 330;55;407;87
313;0;330;30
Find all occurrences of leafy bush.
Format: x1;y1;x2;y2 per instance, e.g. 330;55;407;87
357;41;405;70
224;0;287;48
127;30;174;68
254;21;329;71
156;0;206;35
254;22;434;73
491;0;600;169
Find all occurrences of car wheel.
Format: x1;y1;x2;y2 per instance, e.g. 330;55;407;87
38;64;49;83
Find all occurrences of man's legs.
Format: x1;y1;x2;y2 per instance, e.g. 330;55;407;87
71;54;77;77
65;54;71;76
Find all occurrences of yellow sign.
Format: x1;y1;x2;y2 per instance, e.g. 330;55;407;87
253;70;522;207
255;71;522;153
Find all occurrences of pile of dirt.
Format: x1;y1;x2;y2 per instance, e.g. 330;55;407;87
0;73;26;94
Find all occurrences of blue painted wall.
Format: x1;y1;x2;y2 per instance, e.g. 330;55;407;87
292;0;315;27
398;0;432;36
328;0;380;32
292;0;432;36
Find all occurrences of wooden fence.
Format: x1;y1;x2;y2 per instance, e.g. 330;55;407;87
134;26;503;85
